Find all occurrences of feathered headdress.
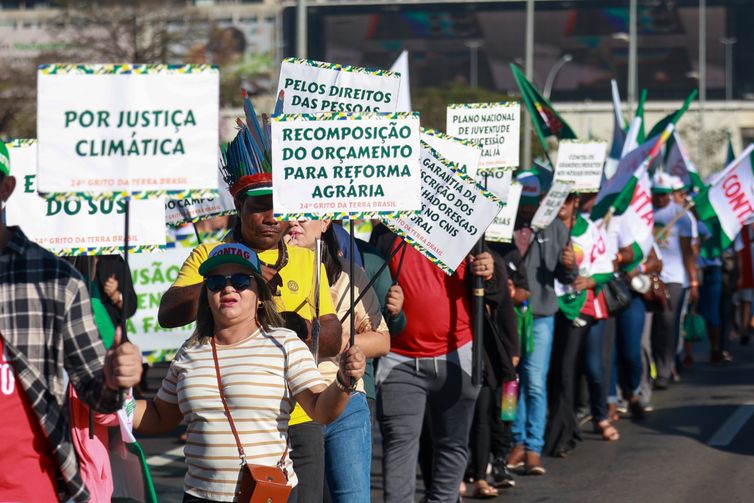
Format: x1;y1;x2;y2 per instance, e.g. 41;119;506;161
220;89;285;198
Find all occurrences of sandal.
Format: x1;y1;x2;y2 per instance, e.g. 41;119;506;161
594;420;620;441
472;480;499;499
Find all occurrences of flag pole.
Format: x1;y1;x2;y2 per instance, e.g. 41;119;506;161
472;175;489;386
311;237;322;364
654;199;696;242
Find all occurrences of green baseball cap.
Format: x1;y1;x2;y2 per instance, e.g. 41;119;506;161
0;142;10;176
198;243;262;277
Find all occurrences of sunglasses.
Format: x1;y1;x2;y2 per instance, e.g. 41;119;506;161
205;274;257;293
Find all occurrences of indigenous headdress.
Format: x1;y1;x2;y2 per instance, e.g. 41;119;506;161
220;90;285;198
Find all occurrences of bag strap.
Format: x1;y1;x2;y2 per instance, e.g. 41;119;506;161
211;337;289;473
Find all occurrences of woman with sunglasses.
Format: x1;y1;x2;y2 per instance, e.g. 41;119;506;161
287;220;390;503
133;243;365;503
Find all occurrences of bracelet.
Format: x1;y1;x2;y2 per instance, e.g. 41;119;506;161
335;372;356;393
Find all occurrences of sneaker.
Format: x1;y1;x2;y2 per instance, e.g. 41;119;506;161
506;444;525;471
524;451;546;475
491;457;516;488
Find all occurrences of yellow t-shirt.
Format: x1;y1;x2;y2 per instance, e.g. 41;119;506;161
172;240;335;425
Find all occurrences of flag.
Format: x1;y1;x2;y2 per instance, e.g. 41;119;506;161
725;134;735;165
510;63;577;153
694;144;754;258
591;135;657;220
665;131;704;190
605;79;627;179
620;168;655;267
390;50;412;113
591;90;697;220
635;89;648;143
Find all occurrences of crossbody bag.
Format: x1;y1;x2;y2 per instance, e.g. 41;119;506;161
211;337;292;503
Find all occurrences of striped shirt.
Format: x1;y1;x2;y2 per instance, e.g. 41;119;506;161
157;327;324;501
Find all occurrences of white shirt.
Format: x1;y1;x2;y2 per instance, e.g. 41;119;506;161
654;201;694;285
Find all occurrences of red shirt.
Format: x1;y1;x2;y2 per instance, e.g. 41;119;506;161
0;338;59;501
389;242;473;357
738;225;754;289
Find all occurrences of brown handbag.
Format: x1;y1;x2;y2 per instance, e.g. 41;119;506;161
211;338;293;503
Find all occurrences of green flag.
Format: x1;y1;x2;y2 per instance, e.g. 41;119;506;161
510;63;577;153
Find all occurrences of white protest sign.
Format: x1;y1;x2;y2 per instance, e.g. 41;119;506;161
553;140;607;192
531;181;572;230
420;128;482;179
485;182;523;243
37;64;219;196
165;169;235;226
4;140;166;255
277;58;401;114
446;102;520;171
271;112;421;220
479;169;512;202
126;246;195;360
384;142;503;274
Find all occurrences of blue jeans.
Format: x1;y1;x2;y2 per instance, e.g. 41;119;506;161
610;294;645;401
512;315;554;454
582;320;607;421
324;392;371;503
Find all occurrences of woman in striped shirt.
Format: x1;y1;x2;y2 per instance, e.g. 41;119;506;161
134;243;365;503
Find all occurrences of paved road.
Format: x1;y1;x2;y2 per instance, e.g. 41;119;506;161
139;340;754;503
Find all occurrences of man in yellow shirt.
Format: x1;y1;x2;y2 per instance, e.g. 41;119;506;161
159;168;342;503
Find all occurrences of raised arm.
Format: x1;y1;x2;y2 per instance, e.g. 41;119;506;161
158;283;202;328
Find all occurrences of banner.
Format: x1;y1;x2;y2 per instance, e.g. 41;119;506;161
384;142;503;274
446;102;520;171
126;247;196;362
270;112;421;220
553;140;607;192
485;182;522;243
37;64;219;198
165;169;235;226
4;140;166;255
420;128;482;179
276;58;401;114
531;180;572;230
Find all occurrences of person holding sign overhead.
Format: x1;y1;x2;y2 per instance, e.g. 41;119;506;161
0;143;144;502
158;100;342;503
287;219;390;503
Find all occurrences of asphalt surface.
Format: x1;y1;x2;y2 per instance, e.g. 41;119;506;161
138;339;754;503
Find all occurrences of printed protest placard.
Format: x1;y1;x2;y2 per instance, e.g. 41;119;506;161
37;64;219;197
485;182;523;243
531;180;573;230
480;169;512;202
271;112;421;220
384;142;503;274
165;169;235;226
420;128;483;180
553;140;607;192
277;58;401;114
127;246;195;362
446;102;520;171
4;140;166;255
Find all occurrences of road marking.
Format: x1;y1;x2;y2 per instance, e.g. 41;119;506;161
708;404;754;447
146;445;185;467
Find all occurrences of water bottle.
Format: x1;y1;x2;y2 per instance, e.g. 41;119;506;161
501;376;519;422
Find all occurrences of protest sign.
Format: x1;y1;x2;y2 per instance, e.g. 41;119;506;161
270;112;421;220
553;140;607;192
4;140;166;255
384;142;503;274
531;180;572;230
276;58;401;114
126;247;195;362
446;102;520;171
37;64;219;197
165;169;235;226
481;169;512;202
420;128;483;179
485;182;523;243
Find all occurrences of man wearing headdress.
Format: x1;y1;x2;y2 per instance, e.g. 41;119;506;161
158;125;342;502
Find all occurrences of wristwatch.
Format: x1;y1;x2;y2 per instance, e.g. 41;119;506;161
335;371;356;393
